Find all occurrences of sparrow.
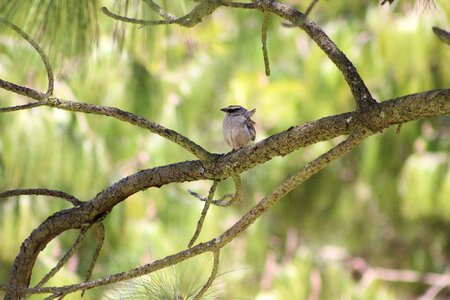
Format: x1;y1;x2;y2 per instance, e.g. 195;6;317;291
221;105;256;150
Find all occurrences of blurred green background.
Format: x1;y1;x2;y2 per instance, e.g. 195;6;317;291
0;0;449;299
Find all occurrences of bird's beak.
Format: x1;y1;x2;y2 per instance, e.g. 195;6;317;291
220;108;227;112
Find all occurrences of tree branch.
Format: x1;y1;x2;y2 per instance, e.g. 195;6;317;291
81;223;105;297
0;188;81;206
261;1;377;111
3;87;449;297
34;227;90;288
261;9;271;76
0;102;44;113
193;250;220;300
188;181;219;248
0;17;54;96
0;79;211;160
3;127;367;298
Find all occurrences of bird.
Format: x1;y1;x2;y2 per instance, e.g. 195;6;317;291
220;105;256;150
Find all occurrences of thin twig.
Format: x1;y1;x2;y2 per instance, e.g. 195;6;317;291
188;174;242;207
102;7;185;26
0;188;82;206
261;9;271;76
0;17;54;96
193;250;220;300
35;227;90;288
81;223;105;297
188;181;218;248
0;102;43;113
103;0;221;29
304;0;319;17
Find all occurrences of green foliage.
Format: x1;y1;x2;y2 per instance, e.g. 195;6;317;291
1;1;449;299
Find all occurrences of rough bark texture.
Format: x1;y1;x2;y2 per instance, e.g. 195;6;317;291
1;0;449;298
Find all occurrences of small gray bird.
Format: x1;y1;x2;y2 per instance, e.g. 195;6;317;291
221;105;256;150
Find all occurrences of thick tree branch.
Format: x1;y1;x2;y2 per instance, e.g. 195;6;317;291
3;88;449;298
3;127;366;298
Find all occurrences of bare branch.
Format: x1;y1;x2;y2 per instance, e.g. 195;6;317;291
81;223;105;297
188;181;219;248
0;78;46;101
101;7;186;26
0;80;211;159
35;227;90;288
193;250;220;300
103;0;221;28
4;130;368;298
261;9;271;76
0;17;54;96
263;1;377;111
304;0;320;17
0;188;82;206
0;102;43;113
188;174;242;207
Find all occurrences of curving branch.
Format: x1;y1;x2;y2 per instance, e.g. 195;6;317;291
261;2;377;111
2;87;449;298
102;0;375;110
2;128;367;298
1;3;449;298
101;7;186;26
193;250;220;300
0;17;54;96
0;79;211;160
81;223;105;297
0;188;82;206
102;0;222;28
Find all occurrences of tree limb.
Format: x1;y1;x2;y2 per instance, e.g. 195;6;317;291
0;189;81;206
0;17;54;96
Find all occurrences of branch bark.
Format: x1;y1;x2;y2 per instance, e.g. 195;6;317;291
1;2;449;298
3;88;450;298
